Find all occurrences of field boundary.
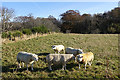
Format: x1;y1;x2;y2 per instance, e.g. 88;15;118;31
2;33;53;44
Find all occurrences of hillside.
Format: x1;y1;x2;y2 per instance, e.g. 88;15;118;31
2;33;119;79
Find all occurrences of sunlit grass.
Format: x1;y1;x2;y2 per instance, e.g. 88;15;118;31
2;33;119;78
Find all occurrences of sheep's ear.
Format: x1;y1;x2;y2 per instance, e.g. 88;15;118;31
80;56;83;58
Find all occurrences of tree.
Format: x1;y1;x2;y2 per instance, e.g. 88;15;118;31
13;13;35;29
34;17;60;32
1;7;15;31
60;10;81;32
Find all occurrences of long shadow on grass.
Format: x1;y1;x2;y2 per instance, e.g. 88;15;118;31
36;52;50;56
36;52;51;63
32;62;78;72
2;64;18;73
2;64;33;72
2;63;78;72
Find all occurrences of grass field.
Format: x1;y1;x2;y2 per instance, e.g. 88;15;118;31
2;33;119;79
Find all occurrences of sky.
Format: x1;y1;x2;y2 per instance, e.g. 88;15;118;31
2;2;119;19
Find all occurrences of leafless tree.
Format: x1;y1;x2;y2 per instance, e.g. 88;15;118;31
1;7;15;31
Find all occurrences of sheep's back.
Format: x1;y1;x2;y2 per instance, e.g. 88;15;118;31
46;54;73;64
17;52;32;63
82;52;94;62
65;48;77;54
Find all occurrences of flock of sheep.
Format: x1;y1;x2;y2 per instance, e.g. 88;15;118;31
17;45;94;71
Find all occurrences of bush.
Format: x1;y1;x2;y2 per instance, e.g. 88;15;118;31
1;32;8;38
22;29;32;35
31;26;49;34
8;32;12;39
40;26;49;33
12;31;23;37
31;27;40;33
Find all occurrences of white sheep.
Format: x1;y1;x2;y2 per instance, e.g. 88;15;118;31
52;45;65;54
65;47;83;62
17;52;38;71
46;54;75;70
76;52;94;69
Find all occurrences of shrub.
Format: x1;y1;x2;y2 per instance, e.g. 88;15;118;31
31;26;49;34
40;26;49;33
31;27;40;33
22;29;32;35
1;32;8;38
8;32;12;40
12;31;23;37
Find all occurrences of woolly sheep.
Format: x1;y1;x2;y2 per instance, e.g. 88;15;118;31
17;52;38;71
52;45;65;54
46;54;75;70
65;47;84;62
76;52;94;69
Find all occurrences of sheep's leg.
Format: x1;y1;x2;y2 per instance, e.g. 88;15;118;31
75;57;77;62
62;63;66;70
64;63;66;70
62;65;65;70
31;63;34;71
63;49;65;54
49;65;52;71
90;61;92;65
26;64;28;71
48;63;52;71
55;51;56;54
85;61;87;69
88;62;91;66
18;61;21;68
58;51;60;54
22;62;24;67
17;60;21;68
18;63;21;68
79;63;81;69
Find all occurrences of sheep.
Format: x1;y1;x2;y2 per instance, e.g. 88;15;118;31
17;52;38;71
46;54;75;70
65;47;84;62
76;52;94;69
52;45;65;54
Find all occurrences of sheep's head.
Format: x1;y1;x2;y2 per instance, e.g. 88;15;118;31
52;45;56;50
78;49;84;54
32;54;38;61
71;54;75;60
77;55;83;62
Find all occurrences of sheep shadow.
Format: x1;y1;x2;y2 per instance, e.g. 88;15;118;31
2;64;41;72
2;62;79;73
36;52;50;56
36;52;51;63
33;62;78;72
2;64;18;73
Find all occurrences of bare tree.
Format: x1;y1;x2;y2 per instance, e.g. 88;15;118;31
1;7;15;31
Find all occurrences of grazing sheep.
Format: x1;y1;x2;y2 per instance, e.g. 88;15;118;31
76;52;94;69
52;45;65;54
17;52;38;71
65;47;84;62
46;54;75;70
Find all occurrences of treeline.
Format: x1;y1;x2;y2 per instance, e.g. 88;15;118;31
60;7;120;34
1;7;120;34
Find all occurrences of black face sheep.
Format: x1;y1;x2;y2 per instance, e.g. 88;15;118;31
65;47;84;62
17;52;38;71
46;54;75;70
76;52;94;69
52;45;65;54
